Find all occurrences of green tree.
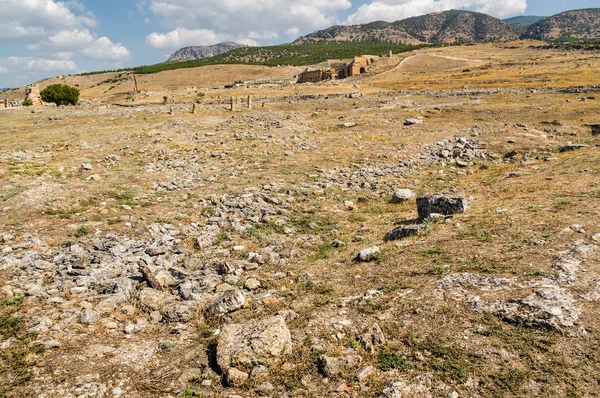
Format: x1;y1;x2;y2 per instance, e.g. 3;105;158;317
40;84;80;106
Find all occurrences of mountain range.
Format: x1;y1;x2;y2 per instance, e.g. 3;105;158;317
167;42;247;62
293;8;600;45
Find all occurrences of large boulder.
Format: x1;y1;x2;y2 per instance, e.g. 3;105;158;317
416;194;472;221
217;316;292;372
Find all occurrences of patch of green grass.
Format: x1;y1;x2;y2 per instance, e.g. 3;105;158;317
297;280;335;295
421;246;452;263
357;301;391;315
430;264;453;276
0;314;22;340
1;295;23;307
290;213;341;234
484;368;530;397
475;325;556;352
407;336;477;384
1;186;26;202
43;206;83;219
0;295;42;395
377;351;413;372
553;197;572;206
158;342;178;351
459;257;506;273
524;266;550;277
314;243;334;259
74;225;89;238
105;184;136;206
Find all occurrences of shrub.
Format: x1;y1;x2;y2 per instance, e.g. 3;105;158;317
22;99;33;106
40;84;80;106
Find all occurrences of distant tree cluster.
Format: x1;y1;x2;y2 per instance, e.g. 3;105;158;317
40;84;80;106
76;41;420;77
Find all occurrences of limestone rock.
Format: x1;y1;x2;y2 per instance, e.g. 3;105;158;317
207;289;245;315
357;246;380;262
224;367;249;386
358;323;386;353
217;316;292;372
390;189;415;204
485;287;581;331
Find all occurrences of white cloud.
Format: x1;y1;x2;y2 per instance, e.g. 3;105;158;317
82;37;131;60
0;66;8;73
346;0;527;25
146;0;352;48
4;57;77;72
0;0;96;40
26;44;41;50
48;29;95;48
146;27;258;49
55;52;73;60
285;27;301;38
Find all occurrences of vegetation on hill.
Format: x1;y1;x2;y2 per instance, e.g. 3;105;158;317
295;10;520;45
522;8;600;41
78;41;419;76
503;15;546;25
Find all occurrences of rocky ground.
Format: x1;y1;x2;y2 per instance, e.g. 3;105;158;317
1;43;600;397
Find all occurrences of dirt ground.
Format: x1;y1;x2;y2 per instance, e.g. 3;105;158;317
1;41;600;397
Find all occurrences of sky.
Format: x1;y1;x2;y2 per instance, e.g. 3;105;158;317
0;0;597;88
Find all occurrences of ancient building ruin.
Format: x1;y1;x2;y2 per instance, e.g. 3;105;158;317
25;84;43;106
297;56;375;84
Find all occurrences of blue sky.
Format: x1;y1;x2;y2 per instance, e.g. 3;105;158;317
0;0;597;88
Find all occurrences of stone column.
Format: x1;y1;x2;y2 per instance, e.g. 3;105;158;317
3;99;6;108
231;97;236;112
192;103;198;115
247;95;253;110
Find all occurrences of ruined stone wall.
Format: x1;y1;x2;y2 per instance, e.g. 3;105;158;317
349;57;370;76
297;70;330;83
25;84;43;106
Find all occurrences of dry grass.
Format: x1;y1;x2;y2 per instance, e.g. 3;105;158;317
1;42;600;396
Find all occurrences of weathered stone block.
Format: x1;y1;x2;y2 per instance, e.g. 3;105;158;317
416;194;472;221
385;224;426;241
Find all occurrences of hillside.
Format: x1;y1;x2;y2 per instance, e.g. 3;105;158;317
394;10;520;43
503;15;546;25
294;10;520;45
87;41;417;75
167;42;247;62
292;21;423;45
522;8;600;41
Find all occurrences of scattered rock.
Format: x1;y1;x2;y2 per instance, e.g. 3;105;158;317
390;189;415;204
416;194;472;221
217;316;292;372
207;289;245;315
357;246;380;262
385;224;427;241
224;367;249;386
358;323;386;353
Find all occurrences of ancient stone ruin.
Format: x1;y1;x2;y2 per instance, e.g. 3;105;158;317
25;84;43;106
297;56;375;83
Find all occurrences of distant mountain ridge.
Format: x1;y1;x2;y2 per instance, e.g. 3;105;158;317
167;42;247;62
521;8;600;40
503;16;546;25
294;10;521;45
294;8;600;45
